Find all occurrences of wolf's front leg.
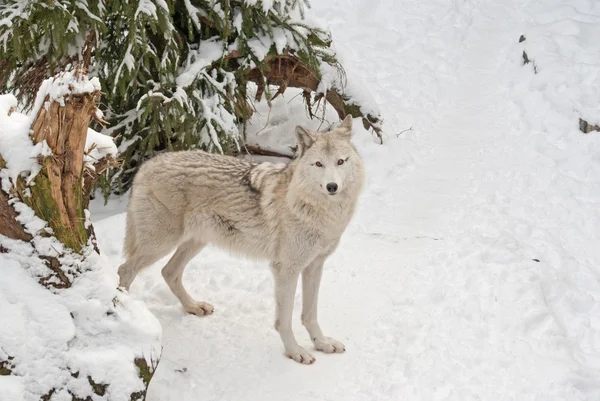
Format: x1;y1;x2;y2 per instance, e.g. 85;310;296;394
301;255;345;354
272;263;315;364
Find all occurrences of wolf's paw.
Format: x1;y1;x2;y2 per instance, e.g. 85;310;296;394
185;302;214;316
285;346;316;365
314;337;345;354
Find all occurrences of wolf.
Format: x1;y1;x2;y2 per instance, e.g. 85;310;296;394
117;115;364;364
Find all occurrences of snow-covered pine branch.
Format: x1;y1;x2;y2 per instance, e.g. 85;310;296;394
0;0;382;196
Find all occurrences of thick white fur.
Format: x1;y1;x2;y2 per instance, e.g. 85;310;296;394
118;115;364;364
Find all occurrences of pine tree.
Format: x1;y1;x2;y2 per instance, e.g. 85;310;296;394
0;2;382;397
0;0;382;196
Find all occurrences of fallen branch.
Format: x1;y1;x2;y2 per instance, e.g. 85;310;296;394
246;54;383;141
396;126;413;137
243;144;294;159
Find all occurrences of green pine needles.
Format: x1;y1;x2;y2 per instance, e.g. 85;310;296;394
1;0;380;196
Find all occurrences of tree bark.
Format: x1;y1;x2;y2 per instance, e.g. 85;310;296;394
24;89;99;252
0;157;31;243
0;71;158;401
246;53;383;141
241;144;294;159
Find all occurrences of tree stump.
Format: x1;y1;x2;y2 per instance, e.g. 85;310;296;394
0;71;161;401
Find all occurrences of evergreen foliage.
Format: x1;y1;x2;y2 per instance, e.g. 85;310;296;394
0;0;378;195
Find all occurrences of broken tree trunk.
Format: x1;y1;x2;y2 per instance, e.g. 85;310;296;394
0;69;160;400
1;68;105;286
25;78;97;252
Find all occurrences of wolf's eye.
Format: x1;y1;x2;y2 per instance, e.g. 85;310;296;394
337;159;344;165
315;161;323;167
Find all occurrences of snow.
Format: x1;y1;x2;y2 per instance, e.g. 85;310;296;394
10;202;49;237
134;0;158;19
247;34;273;63
0;183;161;400
233;9;243;33
0;246;162;401
242;83;340;157
112;44;135;93
86;0;600;400
3;0;600;400
168;39;242;152
176;39;225;88
0;83;112;188
85;128;117;170
74;1;103;24
243;0;303;15
183;0;203;30
0;94;50;185
0;376;24;401
31;70;101;116
1;86;159;400
0;1;28;50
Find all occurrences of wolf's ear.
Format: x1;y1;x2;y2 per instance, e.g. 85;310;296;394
295;126;316;156
337;115;353;141
339;114;353;131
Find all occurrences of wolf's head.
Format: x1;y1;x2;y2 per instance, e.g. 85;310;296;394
291;115;365;200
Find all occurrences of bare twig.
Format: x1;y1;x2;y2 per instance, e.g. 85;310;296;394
252;105;272;137
317;91;328;131
396;126;413;137
243;144;293;159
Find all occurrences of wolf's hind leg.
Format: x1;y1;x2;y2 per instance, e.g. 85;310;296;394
162;238;214;316
118;204;180;290
118;246;171;290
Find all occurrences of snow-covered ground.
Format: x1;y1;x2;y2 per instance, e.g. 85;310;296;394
0;81;159;400
88;0;600;400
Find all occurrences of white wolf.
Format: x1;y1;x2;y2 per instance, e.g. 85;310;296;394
118;115;365;364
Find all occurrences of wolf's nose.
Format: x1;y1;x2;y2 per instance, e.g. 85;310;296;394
326;183;338;194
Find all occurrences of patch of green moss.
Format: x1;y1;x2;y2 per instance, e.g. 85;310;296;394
130;357;159;401
88;375;108;396
18;160;88;253
0;356;14;376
